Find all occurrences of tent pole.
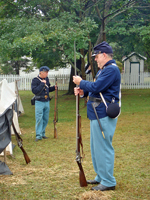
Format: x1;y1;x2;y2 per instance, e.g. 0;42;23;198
4;148;6;164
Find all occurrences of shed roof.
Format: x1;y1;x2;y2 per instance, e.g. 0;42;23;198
122;52;147;62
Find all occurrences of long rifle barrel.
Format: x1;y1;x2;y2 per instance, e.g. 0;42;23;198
74;41;87;187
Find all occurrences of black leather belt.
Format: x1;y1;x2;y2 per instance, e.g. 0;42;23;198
89;96;110;103
35;95;49;100
89;96;103;103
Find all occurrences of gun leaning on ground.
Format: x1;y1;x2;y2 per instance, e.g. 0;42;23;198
12;121;31;164
74;41;87;187
53;77;58;138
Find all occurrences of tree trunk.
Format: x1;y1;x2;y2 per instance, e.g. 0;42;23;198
15;61;20;75
89;40;95;79
80;49;86;80
66;65;76;95
102;18;106;41
96;25;104;45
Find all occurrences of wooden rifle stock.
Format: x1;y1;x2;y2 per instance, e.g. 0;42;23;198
12;121;31;164
74;41;87;187
54;77;58;138
19;146;31;164
77;160;87;187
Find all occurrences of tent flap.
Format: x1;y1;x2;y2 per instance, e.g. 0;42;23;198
0;161;13;175
0;109;13;154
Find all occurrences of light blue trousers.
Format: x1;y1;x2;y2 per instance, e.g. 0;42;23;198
35;101;50;139
90;116;117;187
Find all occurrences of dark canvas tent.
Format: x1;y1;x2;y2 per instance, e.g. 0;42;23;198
0;79;29;174
0;79;17;174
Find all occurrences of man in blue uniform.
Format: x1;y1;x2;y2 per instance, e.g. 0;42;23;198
73;41;121;191
31;66;56;142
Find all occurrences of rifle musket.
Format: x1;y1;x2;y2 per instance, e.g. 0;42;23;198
74;40;87;187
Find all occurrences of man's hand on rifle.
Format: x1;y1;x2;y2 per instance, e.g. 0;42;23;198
55;85;57;90
73;75;82;85
74;87;84;96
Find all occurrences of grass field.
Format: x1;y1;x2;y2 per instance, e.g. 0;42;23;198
0;89;150;200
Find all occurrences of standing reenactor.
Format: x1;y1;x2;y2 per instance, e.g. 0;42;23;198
31;66;57;142
73;41;121;191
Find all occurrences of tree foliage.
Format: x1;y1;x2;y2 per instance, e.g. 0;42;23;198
0;0;97;75
106;0;150;68
0;0;150;77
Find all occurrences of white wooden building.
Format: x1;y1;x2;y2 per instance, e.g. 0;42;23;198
122;52;147;84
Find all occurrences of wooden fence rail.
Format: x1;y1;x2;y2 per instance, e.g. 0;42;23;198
0;73;150;90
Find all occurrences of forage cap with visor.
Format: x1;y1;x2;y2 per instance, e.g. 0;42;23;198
92;41;113;57
39;66;50;72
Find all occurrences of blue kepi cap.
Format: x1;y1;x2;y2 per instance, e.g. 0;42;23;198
92;41;113;57
39;66;50;72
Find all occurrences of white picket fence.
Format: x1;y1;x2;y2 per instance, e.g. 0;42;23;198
0;74;70;90
121;72;150;89
86;73;150;89
0;72;150;90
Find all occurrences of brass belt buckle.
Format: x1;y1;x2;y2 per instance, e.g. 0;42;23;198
45;95;48;99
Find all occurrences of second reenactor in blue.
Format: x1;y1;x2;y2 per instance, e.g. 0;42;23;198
31;66;57;142
73;41;121;191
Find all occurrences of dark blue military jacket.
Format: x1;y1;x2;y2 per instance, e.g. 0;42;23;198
31;75;55;102
80;60;121;120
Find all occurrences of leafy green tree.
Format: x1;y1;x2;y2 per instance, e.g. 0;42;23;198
85;0;137;45
106;0;150;69
0;0;63;73
0;0;98;94
0;1;96;73
1;0;150;78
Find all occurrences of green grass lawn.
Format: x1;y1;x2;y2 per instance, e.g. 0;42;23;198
0;89;150;200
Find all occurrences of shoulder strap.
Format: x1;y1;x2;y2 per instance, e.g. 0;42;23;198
100;93;108;108
36;76;49;88
119;84;121;107
34;77;44;96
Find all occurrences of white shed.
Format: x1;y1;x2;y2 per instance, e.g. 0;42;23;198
122;52;147;84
